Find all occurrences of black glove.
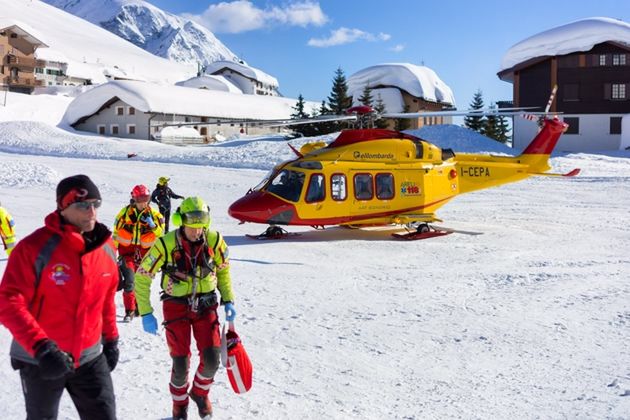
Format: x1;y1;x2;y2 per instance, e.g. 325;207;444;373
34;339;74;380
102;339;119;372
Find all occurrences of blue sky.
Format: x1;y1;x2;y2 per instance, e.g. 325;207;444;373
149;0;629;109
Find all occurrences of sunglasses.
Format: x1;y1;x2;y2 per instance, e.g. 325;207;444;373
71;200;102;211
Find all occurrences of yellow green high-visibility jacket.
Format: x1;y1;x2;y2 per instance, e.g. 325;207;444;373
0;206;16;256
134;228;234;316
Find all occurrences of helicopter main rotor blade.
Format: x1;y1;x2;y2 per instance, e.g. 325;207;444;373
265;115;358;127
382;106;540;119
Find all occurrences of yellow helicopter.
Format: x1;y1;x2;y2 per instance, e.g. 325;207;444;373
227;104;579;240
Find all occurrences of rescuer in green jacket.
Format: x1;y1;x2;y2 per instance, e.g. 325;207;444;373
134;196;236;420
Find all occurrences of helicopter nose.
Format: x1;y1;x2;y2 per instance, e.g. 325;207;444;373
228;191;296;224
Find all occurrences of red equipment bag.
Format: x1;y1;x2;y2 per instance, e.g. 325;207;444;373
220;322;253;394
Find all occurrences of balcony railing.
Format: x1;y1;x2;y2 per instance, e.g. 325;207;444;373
5;55;46;68
1;76;44;87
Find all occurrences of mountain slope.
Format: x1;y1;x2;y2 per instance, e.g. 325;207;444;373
43;0;239;66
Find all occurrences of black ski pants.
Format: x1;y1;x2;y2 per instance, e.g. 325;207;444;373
18;353;116;420
160;206;171;233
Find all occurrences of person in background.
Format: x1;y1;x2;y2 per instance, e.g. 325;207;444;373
113;184;164;322
151;176;183;233
0;174;119;420
0;202;17;257
134;196;236;420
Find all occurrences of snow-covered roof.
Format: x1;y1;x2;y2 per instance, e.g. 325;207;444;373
0;18;48;47
352;87;405;113
500;17;630;73
63;80;316;125
4;0;195;85
205;60;279;88
348;63;456;107
175;75;243;94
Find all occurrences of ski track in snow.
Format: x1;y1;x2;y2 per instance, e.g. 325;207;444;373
0;127;629;418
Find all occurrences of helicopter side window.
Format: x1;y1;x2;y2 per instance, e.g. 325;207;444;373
305;174;325;203
331;174;347;201
375;173;394;200
413;140;424;159
267;169;305;202
354;173;373;200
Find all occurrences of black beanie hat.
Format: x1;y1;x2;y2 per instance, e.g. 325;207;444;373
56;174;101;210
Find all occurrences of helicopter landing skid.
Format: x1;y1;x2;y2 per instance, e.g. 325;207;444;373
245;225;300;240
391;223;453;240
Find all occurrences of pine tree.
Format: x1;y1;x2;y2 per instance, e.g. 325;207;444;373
496;115;511;144
357;83;374;107
291;94;309;119
483;114;499;140
326;67;352;115
291;94;319;137
464;89;485;133
373;94;389;129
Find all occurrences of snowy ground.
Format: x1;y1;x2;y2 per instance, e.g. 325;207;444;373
0;93;629;419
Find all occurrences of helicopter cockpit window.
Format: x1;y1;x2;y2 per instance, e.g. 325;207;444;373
305;174;325;203
413;140;424;159
267;169;305;202
331;174;347;201
375;173;394;200
354;173;373;200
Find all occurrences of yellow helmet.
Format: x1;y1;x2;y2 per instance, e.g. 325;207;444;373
172;197;211;229
158;176;170;186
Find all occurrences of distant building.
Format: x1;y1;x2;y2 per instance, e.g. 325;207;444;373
34;59;90;87
63;80;317;143
0;20;47;94
347;63;456;130
205;60;280;96
498;17;630;151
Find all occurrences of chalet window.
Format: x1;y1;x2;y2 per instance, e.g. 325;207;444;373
610;117;622;135
563;117;579;134
305;174;325;203
200;127;207;135
111;125;119;135
354;174;373;200
563;84;579;101
128;107;135;115
97;125;105;135
127;125;136;135
116;106;124;116
375;173;395;200
599;54;607;66
612;83;627;99
612;54;626;66
331;174;347;201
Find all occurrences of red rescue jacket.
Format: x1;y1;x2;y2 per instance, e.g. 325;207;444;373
0;211;119;367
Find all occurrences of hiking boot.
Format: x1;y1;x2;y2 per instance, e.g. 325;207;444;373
172;403;188;420
123;310;135;322
189;392;212;418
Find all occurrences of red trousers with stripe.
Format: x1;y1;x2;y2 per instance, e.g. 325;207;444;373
163;299;221;406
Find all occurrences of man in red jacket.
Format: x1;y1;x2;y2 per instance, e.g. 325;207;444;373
0;174;119;420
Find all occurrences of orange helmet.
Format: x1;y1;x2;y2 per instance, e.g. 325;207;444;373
131;184;150;201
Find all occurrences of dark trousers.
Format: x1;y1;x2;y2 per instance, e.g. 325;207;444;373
18;353;116;420
160;207;171;233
